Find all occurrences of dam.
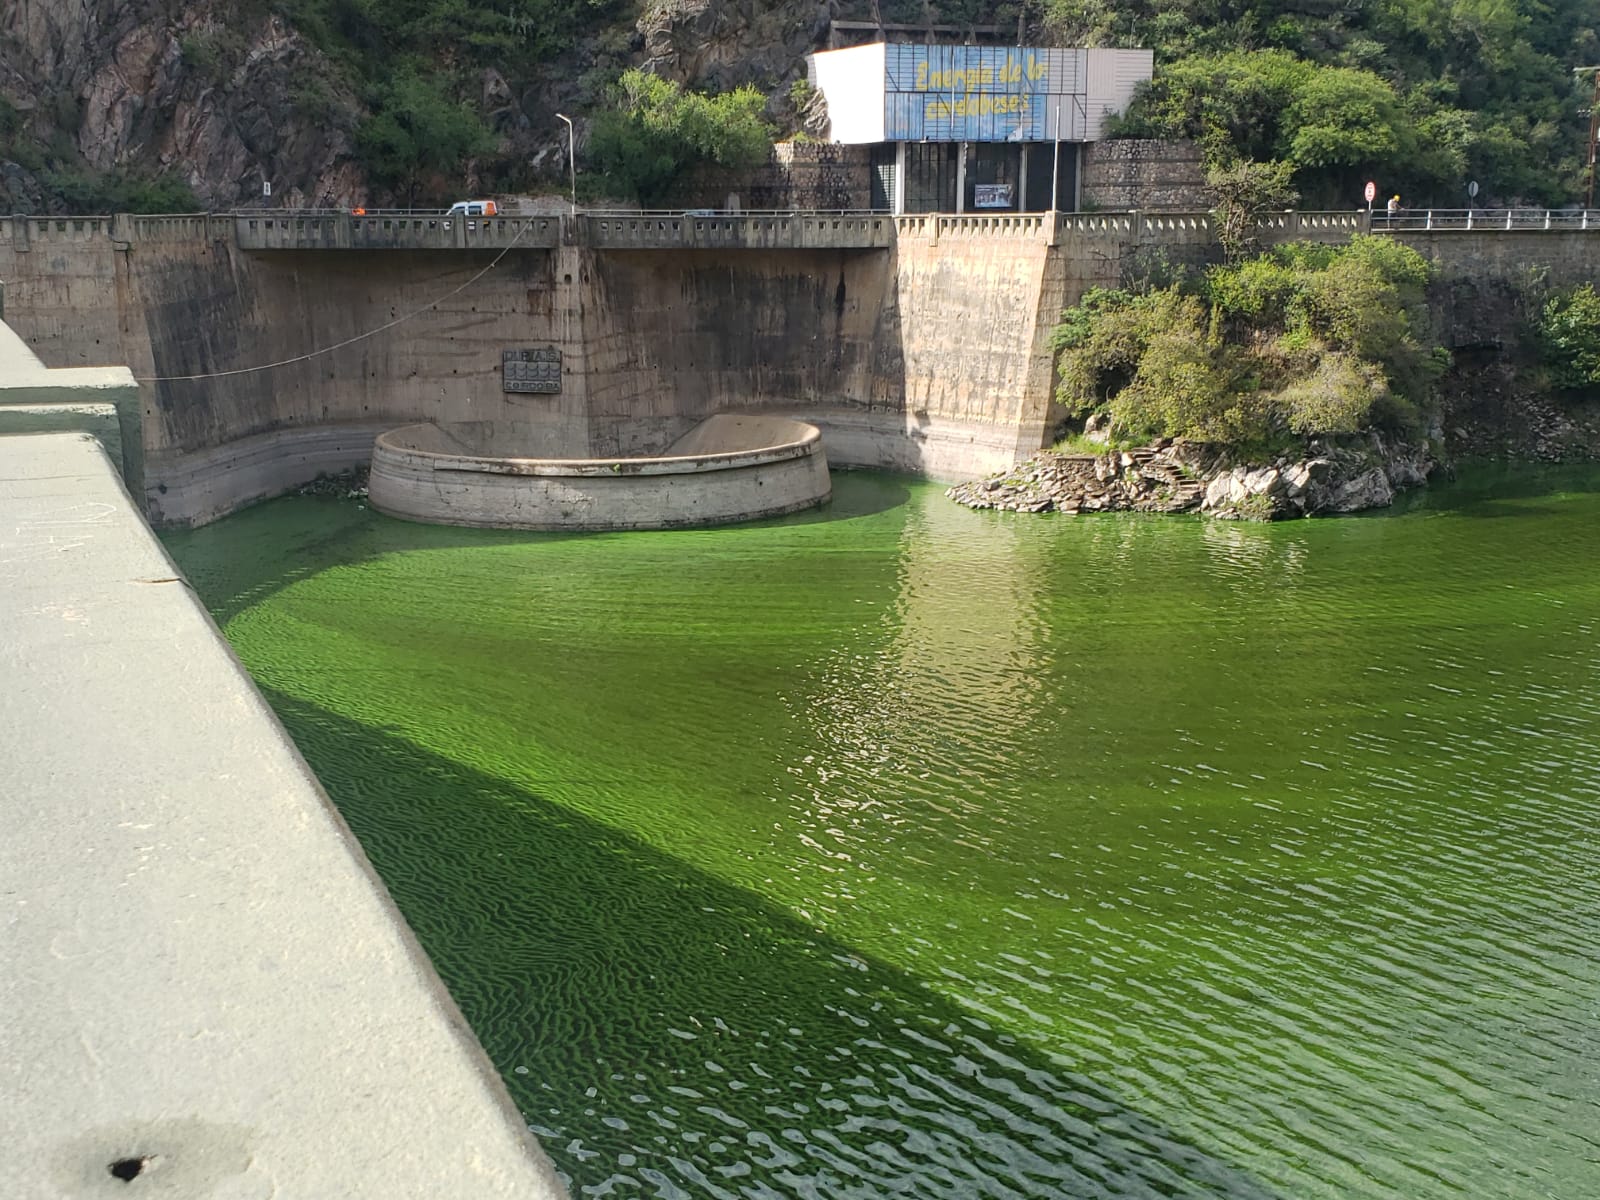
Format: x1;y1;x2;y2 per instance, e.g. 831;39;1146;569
3;207;1594;530
0;208;1334;527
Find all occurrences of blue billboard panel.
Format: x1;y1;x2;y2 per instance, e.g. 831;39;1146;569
883;45;1059;142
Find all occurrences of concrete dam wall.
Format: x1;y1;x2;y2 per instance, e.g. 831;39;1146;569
0;211;1591;527
0;214;1078;525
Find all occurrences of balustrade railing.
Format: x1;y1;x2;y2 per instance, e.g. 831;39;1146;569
7;208;1600;254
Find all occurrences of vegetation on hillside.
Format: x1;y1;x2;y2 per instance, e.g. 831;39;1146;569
357;70;496;206
0;96;201;213
1052;236;1446;446
1;0;1594;211
589;70;774;206
1047;0;1597;206
276;0;627;202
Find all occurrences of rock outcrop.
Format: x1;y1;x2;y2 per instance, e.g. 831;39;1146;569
946;442;1208;516
1;0;364;210
639;0;831;91
948;436;1438;521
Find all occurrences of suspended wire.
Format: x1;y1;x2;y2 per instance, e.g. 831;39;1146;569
134;218;541;383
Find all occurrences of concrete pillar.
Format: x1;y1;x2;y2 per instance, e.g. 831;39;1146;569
893;143;906;216
1018;147;1029;214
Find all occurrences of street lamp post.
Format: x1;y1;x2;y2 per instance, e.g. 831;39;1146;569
555;113;576;216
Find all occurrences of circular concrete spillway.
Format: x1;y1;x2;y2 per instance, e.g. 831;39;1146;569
368;414;831;531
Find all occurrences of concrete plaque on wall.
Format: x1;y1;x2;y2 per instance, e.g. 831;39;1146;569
503;347;561;394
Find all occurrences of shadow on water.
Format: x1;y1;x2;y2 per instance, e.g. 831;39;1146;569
1389;460;1600;518
266;690;1280;1200
161;473;913;627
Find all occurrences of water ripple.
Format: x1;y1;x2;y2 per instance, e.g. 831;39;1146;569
162;467;1600;1199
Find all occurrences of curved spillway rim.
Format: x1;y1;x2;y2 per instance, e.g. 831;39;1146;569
375;420;823;478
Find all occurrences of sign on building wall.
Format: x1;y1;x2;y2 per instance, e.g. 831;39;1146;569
884;46;1089;142
973;183;1014;209
503;347;562;394
807;42;1151;145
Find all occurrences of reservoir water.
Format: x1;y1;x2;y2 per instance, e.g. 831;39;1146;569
164;469;1600;1199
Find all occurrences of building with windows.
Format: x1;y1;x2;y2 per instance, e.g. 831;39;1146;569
805;43;1153;213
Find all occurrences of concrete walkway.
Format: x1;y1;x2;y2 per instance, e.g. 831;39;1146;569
1;432;566;1198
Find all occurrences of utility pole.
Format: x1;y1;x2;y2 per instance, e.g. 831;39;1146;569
1578;67;1600;210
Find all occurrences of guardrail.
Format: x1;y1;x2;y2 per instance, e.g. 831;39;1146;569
1373;208;1600;232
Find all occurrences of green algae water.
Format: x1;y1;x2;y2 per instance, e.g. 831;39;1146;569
164;470;1600;1199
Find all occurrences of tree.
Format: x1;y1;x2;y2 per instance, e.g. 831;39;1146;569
1208;159;1298;262
589;69;773;206
356;70;494;206
1082;0;1595;207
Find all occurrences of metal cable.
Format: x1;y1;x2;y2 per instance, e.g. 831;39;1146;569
134;219;539;383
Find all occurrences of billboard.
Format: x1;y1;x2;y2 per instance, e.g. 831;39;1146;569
883;45;1087;142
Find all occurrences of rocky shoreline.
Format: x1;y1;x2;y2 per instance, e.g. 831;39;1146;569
946;436;1438;521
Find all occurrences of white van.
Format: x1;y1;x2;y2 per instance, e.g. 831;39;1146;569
446;200;498;217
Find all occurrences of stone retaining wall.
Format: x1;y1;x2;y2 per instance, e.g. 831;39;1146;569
672;141;876;211
1080;139;1211;211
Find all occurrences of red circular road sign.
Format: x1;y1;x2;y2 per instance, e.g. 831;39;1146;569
1364;181;1377;203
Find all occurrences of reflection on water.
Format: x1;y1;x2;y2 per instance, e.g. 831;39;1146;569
166;469;1600;1199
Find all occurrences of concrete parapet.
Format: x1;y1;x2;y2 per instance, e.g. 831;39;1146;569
1256;210;1367;244
235;213;891;252
0;319;141;496
235;213;562;251
369;414;831;530
0;432;567;1200
579;212;893;251
123;213;218;242
1139;211;1215;241
1055;211;1138;238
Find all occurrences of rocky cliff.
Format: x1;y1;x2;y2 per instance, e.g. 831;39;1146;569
0;0;1036;213
0;0;366;210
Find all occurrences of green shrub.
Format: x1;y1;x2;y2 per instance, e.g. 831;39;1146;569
1052;237;1442;446
44;168;201;214
1272;351;1387;435
589;69;773;205
1537;284;1600;392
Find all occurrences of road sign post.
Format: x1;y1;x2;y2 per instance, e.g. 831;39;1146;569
1364;180;1376;225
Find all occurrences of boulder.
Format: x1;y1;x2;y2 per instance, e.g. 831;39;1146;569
1243;466;1282;496
1203;473;1235;510
1324;468;1395;514
1385;457;1429;489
